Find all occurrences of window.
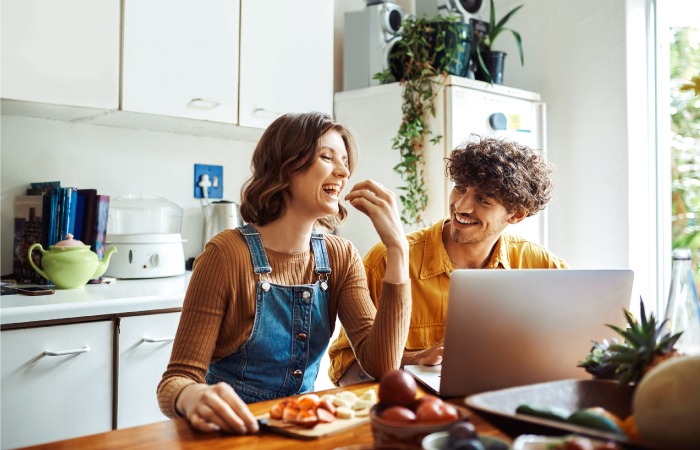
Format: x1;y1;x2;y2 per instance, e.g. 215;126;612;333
657;0;700;312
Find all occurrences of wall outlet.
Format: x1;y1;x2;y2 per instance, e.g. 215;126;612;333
194;164;224;199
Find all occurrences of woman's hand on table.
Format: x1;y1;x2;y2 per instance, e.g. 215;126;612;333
176;382;259;434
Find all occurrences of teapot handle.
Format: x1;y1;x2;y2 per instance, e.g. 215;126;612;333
27;243;49;282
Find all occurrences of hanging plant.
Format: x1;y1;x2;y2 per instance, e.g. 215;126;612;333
374;15;470;225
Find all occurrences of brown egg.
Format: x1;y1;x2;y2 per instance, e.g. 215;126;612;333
381;406;417;422
378;370;417;407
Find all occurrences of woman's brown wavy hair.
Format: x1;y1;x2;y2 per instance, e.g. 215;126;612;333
240;112;358;230
445;136;553;216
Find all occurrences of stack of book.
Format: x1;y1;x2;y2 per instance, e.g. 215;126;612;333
13;181;110;284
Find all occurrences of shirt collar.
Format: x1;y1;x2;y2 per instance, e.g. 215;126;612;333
419;218;454;279
485;234;511;269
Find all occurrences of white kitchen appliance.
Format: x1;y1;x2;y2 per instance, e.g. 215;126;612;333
334;76;546;256
343;1;405;91
105;194;185;279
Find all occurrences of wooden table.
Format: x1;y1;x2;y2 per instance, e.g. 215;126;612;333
21;382;511;450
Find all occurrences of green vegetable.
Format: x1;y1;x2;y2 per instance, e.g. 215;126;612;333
515;404;569;422
566;409;623;434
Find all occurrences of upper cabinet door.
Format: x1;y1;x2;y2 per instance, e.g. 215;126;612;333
122;0;240;123
238;0;333;129
0;0;120;109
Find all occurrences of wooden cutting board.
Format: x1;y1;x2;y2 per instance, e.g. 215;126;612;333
257;414;370;440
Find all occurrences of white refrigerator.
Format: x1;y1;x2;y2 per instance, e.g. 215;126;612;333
334;75;547;257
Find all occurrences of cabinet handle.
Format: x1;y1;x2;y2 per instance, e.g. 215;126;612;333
43;346;90;357
252;108;282;119
187;98;221;109
141;336;176;344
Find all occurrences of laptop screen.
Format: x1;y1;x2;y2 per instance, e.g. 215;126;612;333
407;269;634;397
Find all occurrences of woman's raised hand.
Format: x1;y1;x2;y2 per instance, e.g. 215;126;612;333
345;180;408;283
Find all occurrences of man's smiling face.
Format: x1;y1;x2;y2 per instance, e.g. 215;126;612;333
447;184;516;245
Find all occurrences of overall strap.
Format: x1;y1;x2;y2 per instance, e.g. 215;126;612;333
310;231;332;275
238;224;272;274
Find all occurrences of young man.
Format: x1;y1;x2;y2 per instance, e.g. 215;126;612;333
328;136;568;386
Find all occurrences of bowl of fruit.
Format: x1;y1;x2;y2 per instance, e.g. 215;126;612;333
370;370;471;449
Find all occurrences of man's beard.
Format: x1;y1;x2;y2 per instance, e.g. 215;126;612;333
448;216;508;245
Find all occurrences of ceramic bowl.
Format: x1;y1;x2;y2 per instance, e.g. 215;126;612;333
369;404;470;449
422;430;511;450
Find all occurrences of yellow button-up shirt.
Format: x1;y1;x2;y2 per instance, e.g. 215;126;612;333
327;217;569;385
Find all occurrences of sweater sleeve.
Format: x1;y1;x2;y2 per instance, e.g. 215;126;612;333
156;243;232;418
327;241;389;384
334;241;411;381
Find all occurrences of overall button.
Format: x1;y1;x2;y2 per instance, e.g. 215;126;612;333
302;291;311;300
292;369;303;377
297;332;307;341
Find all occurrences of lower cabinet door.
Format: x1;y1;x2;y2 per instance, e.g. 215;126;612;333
117;312;181;429
0;321;113;449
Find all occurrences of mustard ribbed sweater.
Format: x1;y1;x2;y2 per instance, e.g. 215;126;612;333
157;228;411;418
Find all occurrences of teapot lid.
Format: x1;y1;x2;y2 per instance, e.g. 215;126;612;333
54;233;88;248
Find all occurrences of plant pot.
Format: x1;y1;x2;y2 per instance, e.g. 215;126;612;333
431;21;472;77
475;50;507;85
389;20;472;81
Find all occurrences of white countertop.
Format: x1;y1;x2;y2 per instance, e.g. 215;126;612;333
0;273;191;326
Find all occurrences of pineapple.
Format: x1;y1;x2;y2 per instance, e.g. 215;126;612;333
579;298;683;386
578;338;621;380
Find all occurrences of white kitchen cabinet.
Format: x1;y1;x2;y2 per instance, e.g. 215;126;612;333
0;0;120;109
0;321;113;450
116;312;181;429
122;0;240;123
238;0;334;128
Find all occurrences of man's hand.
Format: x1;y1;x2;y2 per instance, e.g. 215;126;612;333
176;382;259;434
401;339;444;366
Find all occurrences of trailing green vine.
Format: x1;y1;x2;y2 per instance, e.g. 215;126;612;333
375;15;468;225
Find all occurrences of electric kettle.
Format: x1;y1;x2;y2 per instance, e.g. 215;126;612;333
203;200;243;246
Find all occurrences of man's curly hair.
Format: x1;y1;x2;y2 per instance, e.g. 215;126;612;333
445;136;553;216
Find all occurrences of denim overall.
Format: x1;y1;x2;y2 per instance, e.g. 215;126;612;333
205;224;332;403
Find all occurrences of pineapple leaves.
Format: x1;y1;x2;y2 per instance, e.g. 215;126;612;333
582;297;683;386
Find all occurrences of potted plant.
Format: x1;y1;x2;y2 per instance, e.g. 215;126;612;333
474;0;525;84
374;15;470;225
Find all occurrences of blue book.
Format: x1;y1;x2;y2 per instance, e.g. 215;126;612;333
49;187;61;246
65;187;78;238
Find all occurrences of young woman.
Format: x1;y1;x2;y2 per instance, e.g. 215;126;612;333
157;112;411;434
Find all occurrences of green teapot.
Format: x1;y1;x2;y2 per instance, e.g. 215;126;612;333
28;234;117;289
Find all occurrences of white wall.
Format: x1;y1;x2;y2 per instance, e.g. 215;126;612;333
1;116;257;272
496;0;631;266
494;0;654;301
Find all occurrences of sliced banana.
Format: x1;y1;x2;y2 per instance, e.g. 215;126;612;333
353;399;375;410
320;393;337;403
359;389;377;403
337;391;359;404
332;396;352;408
336;406;355;419
355;407;370;417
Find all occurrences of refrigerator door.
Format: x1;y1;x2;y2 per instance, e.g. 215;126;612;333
446;85;548;247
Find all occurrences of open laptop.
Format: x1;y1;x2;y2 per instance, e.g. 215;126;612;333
404;269;634;397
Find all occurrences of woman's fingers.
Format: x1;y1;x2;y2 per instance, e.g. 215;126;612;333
214;383;260;434
346;180;398;216
183;383;259;435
